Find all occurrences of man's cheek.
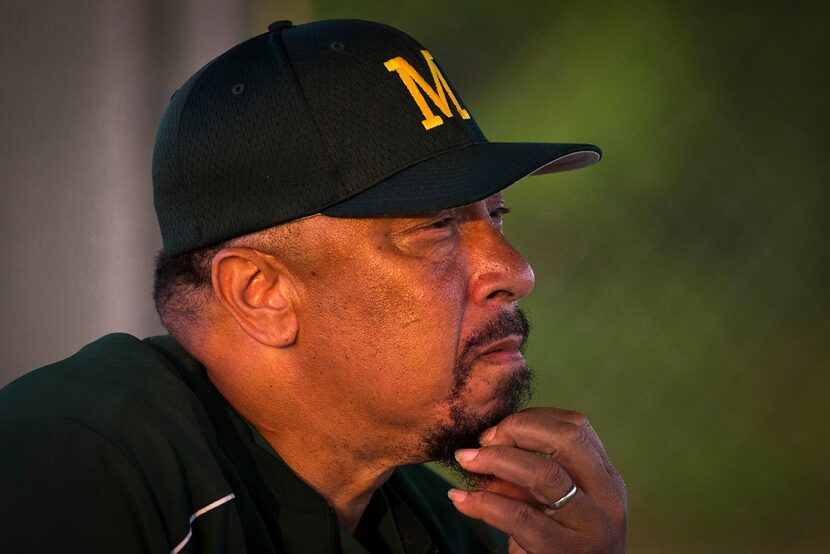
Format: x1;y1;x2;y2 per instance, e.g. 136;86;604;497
458;367;519;408
469;379;496;405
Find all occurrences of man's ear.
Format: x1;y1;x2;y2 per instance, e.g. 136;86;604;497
211;247;299;347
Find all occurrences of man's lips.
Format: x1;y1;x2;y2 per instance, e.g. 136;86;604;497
474;335;525;364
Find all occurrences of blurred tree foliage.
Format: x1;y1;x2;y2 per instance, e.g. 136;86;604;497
252;1;829;551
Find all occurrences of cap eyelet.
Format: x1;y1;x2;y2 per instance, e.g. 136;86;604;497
330;40;345;52
231;83;245;95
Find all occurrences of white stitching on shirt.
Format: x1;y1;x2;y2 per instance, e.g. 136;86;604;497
170;493;236;554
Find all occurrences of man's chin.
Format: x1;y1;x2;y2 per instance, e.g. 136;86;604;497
421;364;534;487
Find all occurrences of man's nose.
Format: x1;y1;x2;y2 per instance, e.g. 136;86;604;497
467;225;535;305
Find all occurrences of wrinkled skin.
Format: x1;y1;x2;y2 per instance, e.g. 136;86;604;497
203;193;627;547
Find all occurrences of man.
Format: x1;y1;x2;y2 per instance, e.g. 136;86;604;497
0;18;626;553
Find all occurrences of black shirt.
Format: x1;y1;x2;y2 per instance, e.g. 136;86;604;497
0;333;506;553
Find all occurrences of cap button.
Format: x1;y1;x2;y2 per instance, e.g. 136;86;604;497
268;20;292;32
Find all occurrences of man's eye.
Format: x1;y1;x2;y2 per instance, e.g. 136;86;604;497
428;217;455;229
490;206;511;222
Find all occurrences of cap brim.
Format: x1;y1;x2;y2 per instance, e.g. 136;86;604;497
321;142;601;217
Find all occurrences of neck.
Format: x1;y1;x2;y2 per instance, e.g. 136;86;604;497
191;328;429;533
253;415;398;532
202;359;415;533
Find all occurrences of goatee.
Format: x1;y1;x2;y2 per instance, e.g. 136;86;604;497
422;308;534;487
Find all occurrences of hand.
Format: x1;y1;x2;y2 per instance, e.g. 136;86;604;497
447;407;627;553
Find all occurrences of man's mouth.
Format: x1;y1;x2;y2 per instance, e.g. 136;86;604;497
474;335;525;365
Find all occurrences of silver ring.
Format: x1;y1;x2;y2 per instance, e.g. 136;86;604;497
548;483;578;510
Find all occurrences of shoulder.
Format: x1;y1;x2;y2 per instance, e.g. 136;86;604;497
0;334;240;552
0;333;219;468
0;415;171;552
0;333;210;447
1;333;190;422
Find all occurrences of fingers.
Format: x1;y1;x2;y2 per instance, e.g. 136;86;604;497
480;476;540;506
483;407;606;461
450;407;628;553
479;408;622;499
507;542;528;554
448;487;603;552
455;446;574;507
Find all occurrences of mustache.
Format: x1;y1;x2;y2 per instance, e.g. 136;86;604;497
424;307;535;475
452;308;530;396
458;307;530;364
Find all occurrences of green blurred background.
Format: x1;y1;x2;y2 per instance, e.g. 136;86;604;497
2;0;827;551
259;1;829;551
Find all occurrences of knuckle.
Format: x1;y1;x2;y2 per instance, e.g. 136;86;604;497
537;461;566;494
553;407;584;422
526;525;564;554
582;515;623;554
498;413;516;434
567;421;593;449
465;490;485;508
477;444;504;465
509;502;537;528
513;535;541;554
569;411;590;428
616;475;629;504
570;523;614;554
590;521;615;553
606;458;621;479
608;491;629;529
506;411;529;431
604;469;629;514
500;411;533;438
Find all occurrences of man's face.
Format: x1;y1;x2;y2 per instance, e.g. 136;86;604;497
286;193;535;466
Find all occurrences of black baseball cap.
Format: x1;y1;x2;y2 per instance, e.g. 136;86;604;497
153;19;601;257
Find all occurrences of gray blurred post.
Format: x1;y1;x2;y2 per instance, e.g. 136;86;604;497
0;0;243;385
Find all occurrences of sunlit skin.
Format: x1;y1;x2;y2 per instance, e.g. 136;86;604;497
186;192;627;552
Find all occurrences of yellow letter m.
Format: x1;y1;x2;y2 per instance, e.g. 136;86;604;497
384;50;471;130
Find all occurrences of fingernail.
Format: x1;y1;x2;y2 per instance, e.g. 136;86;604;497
480;426;496;444
447;488;468;503
454;448;479;464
